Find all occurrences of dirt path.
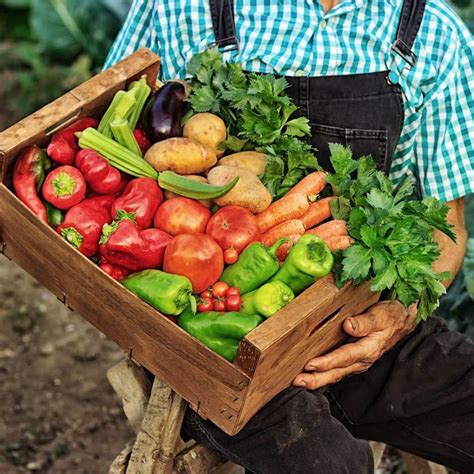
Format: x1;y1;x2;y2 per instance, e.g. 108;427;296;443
0;257;133;473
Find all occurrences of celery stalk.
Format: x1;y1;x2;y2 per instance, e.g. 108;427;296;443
77;128;158;179
110;118;143;156
98;91;136;138
127;77;151;130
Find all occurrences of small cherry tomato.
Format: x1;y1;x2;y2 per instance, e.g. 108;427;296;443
197;297;214;313
200;290;212;299
225;294;242;312
213;299;226;312
212;281;229;299
166;315;177;324
224;247;239;264
225;286;240;297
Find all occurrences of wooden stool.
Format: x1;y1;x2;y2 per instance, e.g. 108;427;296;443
107;359;243;473
107;359;448;474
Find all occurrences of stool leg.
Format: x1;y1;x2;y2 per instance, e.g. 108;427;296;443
126;378;187;474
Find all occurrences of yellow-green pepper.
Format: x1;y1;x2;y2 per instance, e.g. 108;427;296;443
240;281;294;318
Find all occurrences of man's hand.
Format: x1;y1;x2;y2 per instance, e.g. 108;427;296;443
293;301;416;390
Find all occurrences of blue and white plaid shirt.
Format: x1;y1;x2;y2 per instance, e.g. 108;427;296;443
104;0;474;202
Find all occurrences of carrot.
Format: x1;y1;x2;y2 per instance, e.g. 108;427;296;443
276;234;302;262
262;219;305;247
300;196;335;228
305;220;348;240
287;171;327;199
256;193;309;233
324;236;354;252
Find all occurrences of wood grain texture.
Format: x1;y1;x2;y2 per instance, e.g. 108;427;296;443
127;379;186;474
233;278;380;433
107;360;152;433
0;48;159;181
0;185;249;435
174;444;228;474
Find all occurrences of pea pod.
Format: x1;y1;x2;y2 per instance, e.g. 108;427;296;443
123;269;195;316
271;234;333;294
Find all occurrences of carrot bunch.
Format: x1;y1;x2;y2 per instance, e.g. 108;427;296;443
256;171;353;260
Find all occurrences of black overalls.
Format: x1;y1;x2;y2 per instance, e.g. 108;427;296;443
183;1;474;472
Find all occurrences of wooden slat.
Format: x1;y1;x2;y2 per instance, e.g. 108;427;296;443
127;379;186;474
0;185;249;435
107;360;152;433
233;280;379;433
174;444;228;474
0;48;159;181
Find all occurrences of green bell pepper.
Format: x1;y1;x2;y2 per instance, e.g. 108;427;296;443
220;238;288;294
241;281;294;318
177;308;263;361
271;234;333;295
123;269;195;316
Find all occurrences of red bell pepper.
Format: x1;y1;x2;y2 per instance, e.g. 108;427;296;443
133;128;151;154
13;146;51;224
99;256;131;281
57;194;115;257
111;177;163;229
47;117;99;165
100;219;172;271
75;149;124;195
42;165;86;210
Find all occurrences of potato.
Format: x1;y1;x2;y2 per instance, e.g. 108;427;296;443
145;137;217;175
207;166;272;214
218;151;267;176
164;175;213;208
183;113;227;157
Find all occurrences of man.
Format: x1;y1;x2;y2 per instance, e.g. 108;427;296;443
105;1;474;472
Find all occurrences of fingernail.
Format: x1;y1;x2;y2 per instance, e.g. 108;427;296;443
349;319;358;331
306;365;317;371
295;378;306;387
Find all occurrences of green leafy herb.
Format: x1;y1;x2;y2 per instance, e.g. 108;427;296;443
327;146;455;322
187;50;320;196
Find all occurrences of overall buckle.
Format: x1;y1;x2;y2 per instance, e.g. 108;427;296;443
208;36;240;53
391;39;417;68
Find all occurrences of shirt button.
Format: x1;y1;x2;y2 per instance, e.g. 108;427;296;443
295;70;305;77
320;19;327;29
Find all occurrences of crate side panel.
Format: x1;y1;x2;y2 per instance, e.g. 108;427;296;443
0;185;247;435
234;281;380;433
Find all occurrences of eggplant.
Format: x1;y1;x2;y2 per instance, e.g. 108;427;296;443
142;81;186;143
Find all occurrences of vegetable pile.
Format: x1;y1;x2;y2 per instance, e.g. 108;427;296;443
11;52;454;362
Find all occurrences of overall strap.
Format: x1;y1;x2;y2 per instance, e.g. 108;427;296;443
391;0;427;67
208;0;239;52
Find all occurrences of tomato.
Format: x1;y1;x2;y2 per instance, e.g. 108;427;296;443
225;294;241;312
197;297;214;313
225;286;240;297
166;315;177;324
154;197;211;236
200;290;212;299
224;247;238;264
213;299;226;312
212;281;229;298
206;206;261;254
163;233;224;293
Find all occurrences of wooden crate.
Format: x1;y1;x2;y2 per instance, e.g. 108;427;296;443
0;48;379;435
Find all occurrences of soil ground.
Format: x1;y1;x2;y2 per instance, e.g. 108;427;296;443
0;257;134;473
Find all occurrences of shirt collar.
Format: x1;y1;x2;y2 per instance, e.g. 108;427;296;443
320;0;365;19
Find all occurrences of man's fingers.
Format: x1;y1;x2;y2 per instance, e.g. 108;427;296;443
293;363;370;390
304;339;379;372
343;311;379;337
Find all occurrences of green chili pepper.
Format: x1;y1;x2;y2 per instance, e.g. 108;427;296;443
220;238;288;294
123;269;195;316
177;308;263;361
271;234;333;295
241;281;294;318
44;202;64;228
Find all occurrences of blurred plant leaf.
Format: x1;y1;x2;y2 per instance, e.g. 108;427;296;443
30;0;131;66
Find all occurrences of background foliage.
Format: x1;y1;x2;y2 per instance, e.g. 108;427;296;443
0;0;473;332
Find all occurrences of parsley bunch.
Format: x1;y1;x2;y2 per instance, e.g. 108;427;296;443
328;144;456;322
186;50;319;197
